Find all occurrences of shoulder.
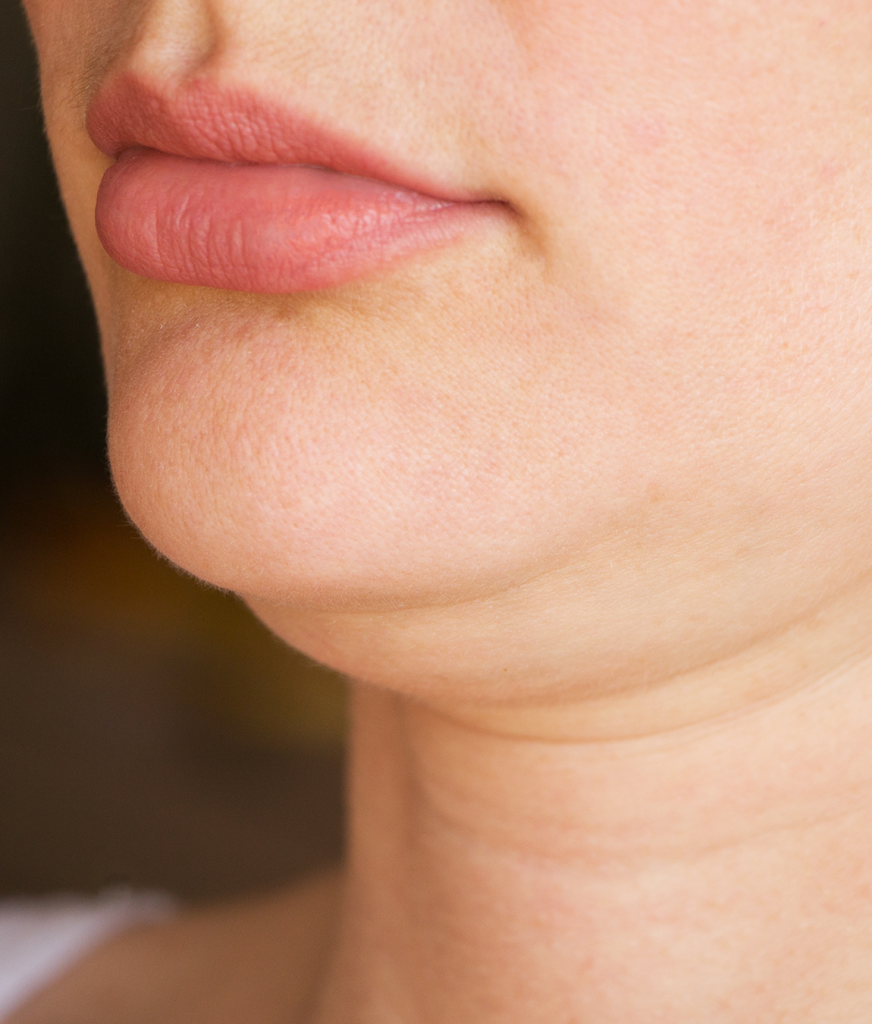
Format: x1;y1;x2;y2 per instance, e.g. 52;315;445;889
7;871;341;1024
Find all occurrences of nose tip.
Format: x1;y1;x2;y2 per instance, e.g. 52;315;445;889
106;0;221;88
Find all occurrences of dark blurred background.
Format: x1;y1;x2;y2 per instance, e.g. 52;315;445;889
0;2;345;903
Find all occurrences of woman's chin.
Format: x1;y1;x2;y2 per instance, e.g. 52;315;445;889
108;421;556;614
102;273;605;615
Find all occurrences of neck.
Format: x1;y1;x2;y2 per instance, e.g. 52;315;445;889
313;671;872;1023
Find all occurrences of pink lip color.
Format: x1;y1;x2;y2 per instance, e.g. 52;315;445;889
96;148;473;294
89;76;498;294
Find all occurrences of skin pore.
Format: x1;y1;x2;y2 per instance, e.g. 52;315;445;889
17;0;872;1019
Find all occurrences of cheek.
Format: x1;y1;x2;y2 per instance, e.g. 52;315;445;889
24;0;135;78
25;0;143;361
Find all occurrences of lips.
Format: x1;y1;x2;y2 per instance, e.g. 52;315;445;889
89;76;500;294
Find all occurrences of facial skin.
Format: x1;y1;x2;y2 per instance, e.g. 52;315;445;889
21;4;872;1022
23;1;872;726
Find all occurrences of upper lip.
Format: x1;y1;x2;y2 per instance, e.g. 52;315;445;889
87;72;484;203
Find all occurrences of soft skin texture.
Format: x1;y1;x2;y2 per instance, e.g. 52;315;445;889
21;0;872;1020
26;0;872;711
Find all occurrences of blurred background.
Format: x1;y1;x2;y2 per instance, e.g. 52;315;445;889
0;2;345;904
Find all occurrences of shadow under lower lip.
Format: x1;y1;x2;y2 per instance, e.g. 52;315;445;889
96;150;476;294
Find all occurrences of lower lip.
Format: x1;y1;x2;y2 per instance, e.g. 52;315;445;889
96;149;490;294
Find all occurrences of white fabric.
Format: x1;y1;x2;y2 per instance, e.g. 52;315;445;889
0;889;174;1020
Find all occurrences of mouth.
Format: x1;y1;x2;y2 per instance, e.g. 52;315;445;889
88;75;504;294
